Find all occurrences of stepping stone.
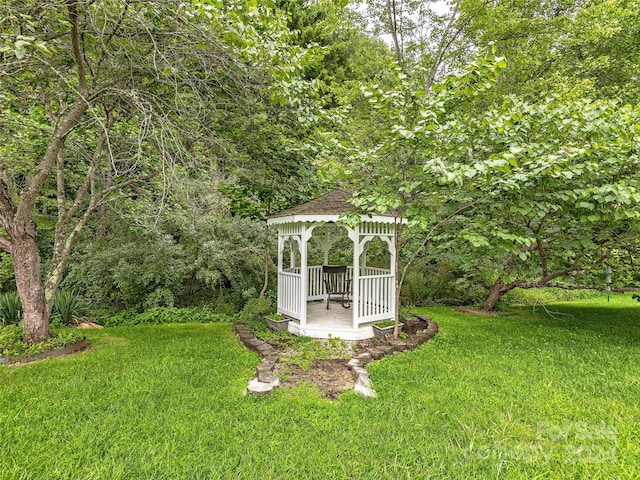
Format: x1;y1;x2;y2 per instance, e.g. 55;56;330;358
422;330;436;340
256;363;274;375
256;344;276;356
405;340;419;350
247;378;276;395
263;354;279;364
377;345;394;356
245;338;262;350
355;373;372;388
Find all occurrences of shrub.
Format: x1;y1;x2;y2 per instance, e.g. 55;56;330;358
0;292;22;326
100;307;236;327
238;297;273;332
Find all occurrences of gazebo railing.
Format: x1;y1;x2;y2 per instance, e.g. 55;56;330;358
280;266;393;323
358;273;394;323
278;270;302;318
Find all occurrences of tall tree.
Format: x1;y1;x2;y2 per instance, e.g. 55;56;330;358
0;0;310;342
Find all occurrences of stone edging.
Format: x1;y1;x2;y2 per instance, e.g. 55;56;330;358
346;315;439;398
234;316;439;397
233;324;281;395
0;340;88;366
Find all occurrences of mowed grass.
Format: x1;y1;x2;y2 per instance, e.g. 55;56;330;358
1;295;638;479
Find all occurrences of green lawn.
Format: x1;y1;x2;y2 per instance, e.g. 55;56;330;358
1;295;639;479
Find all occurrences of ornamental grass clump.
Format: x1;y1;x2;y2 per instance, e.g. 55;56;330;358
0;291;22;326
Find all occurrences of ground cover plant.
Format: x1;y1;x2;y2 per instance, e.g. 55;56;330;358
0;295;638;479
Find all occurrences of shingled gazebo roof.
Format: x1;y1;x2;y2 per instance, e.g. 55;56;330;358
270;189;353;218
267;189;398;225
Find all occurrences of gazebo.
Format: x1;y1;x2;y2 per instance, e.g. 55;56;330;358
267;190;406;340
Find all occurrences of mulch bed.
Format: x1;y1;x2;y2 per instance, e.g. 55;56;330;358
275;358;354;400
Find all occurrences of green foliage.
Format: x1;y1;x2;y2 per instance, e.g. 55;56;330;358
0;291;22;325
254;328;298;347
65;207;268;312
0;325;83;358
100;307;235;328
52;289;84;326
0;253;15;293
238;297;274;331
374;320;395;328
279;336;351;370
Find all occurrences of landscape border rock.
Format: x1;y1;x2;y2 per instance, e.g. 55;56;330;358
234;324;281;395
234;316;439;398
346;316;439;398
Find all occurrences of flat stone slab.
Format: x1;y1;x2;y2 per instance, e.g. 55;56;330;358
263;354;279;364
247;378;276;395
256;363;275;375
351;365;369;377
405;340;419;350
377;345;395;355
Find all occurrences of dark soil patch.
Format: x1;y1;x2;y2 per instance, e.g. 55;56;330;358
401;318;428;335
275;358;353;400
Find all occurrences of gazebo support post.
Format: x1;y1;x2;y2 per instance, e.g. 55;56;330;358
349;224;360;331
300;224;311;329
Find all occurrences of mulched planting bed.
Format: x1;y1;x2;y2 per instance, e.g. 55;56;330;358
265;315;434;399
275;358;354;400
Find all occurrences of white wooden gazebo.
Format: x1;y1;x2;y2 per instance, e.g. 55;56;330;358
267;190;406;340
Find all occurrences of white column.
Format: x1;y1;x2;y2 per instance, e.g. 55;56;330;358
300;224;310;329
277;232;284;315
349;224;360;330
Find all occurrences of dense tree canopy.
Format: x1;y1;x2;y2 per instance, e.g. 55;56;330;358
1;0;639;342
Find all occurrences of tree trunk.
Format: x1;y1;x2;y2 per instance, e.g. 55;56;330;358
12;225;50;343
481;278;516;312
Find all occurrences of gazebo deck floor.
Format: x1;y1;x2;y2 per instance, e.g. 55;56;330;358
287;301;375;341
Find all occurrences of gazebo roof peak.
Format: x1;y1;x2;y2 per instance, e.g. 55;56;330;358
269;189;354;219
267;189;404;225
